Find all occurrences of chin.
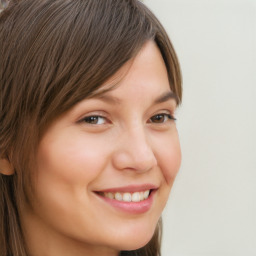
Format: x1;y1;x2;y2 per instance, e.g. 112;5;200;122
112;221;158;252
118;236;153;252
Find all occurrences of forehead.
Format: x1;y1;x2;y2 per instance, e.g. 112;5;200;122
88;41;176;103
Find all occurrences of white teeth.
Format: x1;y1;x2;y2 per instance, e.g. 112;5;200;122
123;193;132;202
115;192;122;201
139;192;144;201
143;190;150;199
132;192;140;202
103;190;150;202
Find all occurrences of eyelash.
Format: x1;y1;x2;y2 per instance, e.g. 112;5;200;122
81;113;176;125
149;113;176;123
82;116;107;125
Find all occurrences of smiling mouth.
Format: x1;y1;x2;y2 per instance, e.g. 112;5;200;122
97;190;151;202
95;187;157;214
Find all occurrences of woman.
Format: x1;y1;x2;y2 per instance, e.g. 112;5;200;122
0;0;182;255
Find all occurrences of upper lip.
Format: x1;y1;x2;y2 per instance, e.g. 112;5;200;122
95;184;158;193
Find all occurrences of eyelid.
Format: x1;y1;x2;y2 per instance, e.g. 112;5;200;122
154;109;176;118
148;110;177;124
77;111;111;124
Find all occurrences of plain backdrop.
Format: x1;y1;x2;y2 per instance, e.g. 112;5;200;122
144;0;256;256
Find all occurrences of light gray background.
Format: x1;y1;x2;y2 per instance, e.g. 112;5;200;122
144;0;256;255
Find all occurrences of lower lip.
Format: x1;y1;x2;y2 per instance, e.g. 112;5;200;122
96;190;156;214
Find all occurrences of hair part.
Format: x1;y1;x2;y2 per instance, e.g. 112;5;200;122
0;0;182;255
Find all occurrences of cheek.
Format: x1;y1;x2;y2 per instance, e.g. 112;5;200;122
37;134;110;186
155;132;181;184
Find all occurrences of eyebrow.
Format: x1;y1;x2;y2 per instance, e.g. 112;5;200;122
95;94;122;104
94;91;178;105
154;91;178;104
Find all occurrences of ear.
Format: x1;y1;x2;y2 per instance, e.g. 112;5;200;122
0;158;15;175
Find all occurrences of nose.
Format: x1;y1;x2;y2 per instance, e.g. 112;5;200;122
112;126;157;173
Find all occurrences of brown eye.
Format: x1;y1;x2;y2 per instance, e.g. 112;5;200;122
151;114;165;123
83;116;106;125
149;114;176;123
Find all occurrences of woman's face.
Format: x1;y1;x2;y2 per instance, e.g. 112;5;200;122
22;41;181;255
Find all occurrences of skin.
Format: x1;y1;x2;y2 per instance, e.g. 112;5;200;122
20;41;181;256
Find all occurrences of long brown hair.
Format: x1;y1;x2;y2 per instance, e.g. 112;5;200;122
0;0;182;255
